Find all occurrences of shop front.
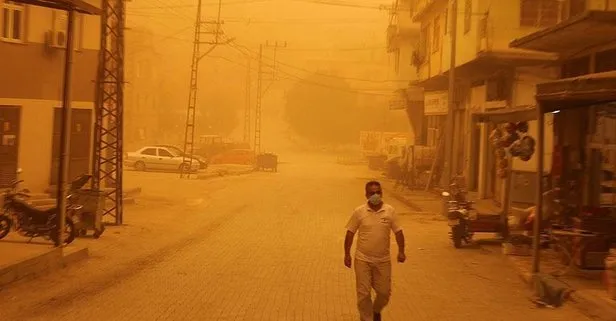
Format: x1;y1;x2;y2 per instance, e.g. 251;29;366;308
533;71;616;275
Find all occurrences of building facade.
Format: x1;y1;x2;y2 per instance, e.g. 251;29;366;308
0;0;100;192
409;0;570;203
387;0;422;144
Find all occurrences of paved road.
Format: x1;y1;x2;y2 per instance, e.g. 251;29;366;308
2;154;591;321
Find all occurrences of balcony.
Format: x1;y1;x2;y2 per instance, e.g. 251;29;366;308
387;23;420;52
411;0;443;22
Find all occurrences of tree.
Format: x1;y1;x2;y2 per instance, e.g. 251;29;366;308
284;74;358;144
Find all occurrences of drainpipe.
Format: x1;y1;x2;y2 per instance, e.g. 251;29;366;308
56;8;75;247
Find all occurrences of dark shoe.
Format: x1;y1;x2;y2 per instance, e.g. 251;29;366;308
373;312;382;321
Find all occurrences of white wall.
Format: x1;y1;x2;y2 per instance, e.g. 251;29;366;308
510;68;558;173
0;98;93;192
25;4;100;50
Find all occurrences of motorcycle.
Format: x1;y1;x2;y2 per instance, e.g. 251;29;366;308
442;188;474;248
0;172;77;245
442;181;507;248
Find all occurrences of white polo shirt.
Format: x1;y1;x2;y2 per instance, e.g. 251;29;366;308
346;203;402;263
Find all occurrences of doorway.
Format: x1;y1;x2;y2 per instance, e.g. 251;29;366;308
50;108;92;185
0;106;20;188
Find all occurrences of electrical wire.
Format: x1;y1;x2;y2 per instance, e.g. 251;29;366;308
228;40;410;83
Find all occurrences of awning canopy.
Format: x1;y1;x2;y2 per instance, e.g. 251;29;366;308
472;106;537;124
11;0;101;14
411;49;558;91
536;71;616;113
510;10;616;55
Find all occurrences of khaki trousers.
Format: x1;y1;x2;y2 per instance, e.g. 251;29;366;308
354;259;392;321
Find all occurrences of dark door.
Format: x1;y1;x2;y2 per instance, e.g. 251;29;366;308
50;108;92;185
0;106;20;188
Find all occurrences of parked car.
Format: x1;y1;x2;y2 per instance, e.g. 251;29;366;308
209;149;255;165
154;145;208;169
125;146;201;173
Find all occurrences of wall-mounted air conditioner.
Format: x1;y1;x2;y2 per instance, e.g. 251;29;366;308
46;30;67;48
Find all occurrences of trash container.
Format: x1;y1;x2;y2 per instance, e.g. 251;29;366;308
72;189;106;238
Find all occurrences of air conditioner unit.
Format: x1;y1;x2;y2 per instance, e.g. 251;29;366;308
46;30;67;48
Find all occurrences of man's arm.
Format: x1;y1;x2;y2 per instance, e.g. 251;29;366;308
344;230;355;256
395;230;405;254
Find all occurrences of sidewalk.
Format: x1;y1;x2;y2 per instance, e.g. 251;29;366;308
0;237;88;288
384;178;616;321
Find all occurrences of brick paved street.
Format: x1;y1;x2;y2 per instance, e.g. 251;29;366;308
0;154;592;320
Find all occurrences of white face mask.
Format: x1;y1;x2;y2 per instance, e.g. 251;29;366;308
368;193;382;206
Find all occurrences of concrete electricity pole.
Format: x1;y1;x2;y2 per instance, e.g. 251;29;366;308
180;0;232;178
254;41;287;154
442;0;457;187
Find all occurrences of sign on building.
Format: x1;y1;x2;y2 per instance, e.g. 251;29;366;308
424;91;448;115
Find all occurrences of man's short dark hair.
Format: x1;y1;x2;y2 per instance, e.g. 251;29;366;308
365;181;381;193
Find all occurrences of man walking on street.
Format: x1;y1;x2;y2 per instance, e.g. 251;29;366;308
344;181;406;321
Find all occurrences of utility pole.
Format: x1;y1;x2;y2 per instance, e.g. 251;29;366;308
254;45;263;154
93;0;125;225
254;41;287;154
442;0;457;187
243;59;251;144
180;0;230;178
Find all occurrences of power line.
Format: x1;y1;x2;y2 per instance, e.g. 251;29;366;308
228;41;409;83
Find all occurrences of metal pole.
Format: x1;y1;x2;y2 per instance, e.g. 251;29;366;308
56;8;75;247
533;106;545;273
443;0;457;186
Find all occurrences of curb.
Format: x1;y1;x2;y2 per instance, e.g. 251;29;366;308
508;257;616;320
385;186;432;213
0;245;89;289
197;169;254;180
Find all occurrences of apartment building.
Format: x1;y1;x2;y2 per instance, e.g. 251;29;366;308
0;0;100;192
409;0;572;202
387;0;422;143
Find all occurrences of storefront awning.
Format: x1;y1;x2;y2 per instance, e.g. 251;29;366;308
11;0;101;14
510;10;616;55
410;49;558;91
472;106;537;124
536;71;616;113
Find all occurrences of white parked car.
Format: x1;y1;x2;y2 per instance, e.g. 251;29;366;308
125;146;200;173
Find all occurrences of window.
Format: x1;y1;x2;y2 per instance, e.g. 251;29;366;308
418;25;429;60
141;148;157;156
561;56;590;78
520;0;559;27
595;49;616;73
432;16;440;53
464;0;472;34
1;1;25;42
158;149;173;157
443;8;448;34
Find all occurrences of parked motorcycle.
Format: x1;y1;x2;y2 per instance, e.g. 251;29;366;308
442;189;474;248
0;172;76;245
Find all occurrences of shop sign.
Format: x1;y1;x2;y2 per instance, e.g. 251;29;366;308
388;90;407;110
424;91;448;115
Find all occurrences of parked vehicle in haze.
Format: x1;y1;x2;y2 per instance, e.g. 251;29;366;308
360;131;408;170
209;149;255;165
154;145;208;169
0;170;76;244
125;146;200;173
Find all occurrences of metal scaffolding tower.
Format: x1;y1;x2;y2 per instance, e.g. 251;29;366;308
253;41;286;154
254;45;263;154
243;59;251;144
93;0;125;225
180;0;227;178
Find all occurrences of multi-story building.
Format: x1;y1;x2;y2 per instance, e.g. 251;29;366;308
386;0;423;144
0;0;100;192
409;0;570;203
